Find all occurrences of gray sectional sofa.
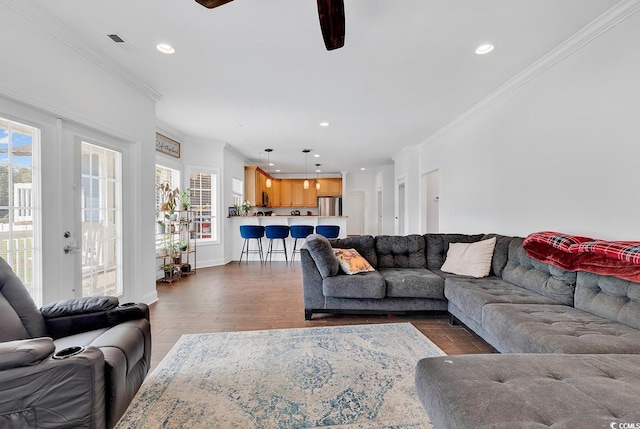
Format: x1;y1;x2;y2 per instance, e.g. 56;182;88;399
300;233;640;428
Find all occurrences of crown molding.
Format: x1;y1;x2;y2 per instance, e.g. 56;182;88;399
392;144;419;162
2;0;163;103
420;0;640;147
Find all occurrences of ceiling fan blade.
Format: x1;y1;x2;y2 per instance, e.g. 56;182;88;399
317;0;345;51
195;0;233;9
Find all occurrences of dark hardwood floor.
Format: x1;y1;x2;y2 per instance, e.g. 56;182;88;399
149;262;494;370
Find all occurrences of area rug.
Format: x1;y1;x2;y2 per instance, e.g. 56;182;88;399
116;323;445;428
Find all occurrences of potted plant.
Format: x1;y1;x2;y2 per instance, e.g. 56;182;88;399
180;189;190;211
161;263;173;279
156;219;166;234
157;182;179;213
236;200;252;216
179;240;189;252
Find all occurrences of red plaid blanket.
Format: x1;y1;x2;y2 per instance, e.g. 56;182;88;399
523;231;640;282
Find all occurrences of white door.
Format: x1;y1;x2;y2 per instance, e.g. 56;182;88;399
345;191;364;236
377;189;383;236
426;170;439;233
397;181;406;235
61;134;124;298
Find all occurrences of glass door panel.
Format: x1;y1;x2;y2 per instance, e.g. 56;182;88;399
0;117;41;305
80;141;122;297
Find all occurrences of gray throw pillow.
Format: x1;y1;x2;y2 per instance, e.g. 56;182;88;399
306;234;339;278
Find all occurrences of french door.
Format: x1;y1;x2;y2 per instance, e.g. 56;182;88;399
77;141;123;297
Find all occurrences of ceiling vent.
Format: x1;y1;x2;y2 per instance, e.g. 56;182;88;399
106;33;138;52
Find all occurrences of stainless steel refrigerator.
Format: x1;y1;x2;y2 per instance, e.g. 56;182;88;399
317;196;342;216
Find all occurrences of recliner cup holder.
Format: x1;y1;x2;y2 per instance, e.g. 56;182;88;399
52;346;85;360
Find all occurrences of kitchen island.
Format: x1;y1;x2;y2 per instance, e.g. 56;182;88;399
229;216;348;262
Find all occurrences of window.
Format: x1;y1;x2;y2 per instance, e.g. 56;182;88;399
189;170;217;241
155;165;180;212
232;177;243;206
0;117;42;305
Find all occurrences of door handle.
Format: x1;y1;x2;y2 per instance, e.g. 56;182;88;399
63;245;81;254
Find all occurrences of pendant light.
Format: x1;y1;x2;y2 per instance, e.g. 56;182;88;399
302;149;310;189
265;149;273;188
315;164;321;190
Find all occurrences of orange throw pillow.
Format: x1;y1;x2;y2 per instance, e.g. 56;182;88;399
334;248;375;275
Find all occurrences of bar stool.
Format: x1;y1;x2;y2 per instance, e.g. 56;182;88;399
290;225;315;263
315;225;340;239
265;225;290;263
239;225;265;264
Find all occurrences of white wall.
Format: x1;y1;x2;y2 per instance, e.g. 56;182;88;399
223;144;249;262
418;12;640;240
0;3;158;304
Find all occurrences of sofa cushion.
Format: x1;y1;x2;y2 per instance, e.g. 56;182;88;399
482;234;517;277
379;268;445;299
575;271;640;330
502;238;577;306
482;303;640;354
305;234;339;278
334;248;375;275
329;235;377;268
322;271;386;299
441;237;496;278
375;235;426;269
424;233;485;270
416;353;640;429
445;277;562;325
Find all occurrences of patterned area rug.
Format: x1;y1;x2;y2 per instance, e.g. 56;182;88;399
116;323;444;428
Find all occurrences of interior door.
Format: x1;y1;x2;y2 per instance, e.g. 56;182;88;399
426;170;440;233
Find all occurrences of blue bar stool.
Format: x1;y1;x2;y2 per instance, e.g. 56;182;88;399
265;225;290;263
290;225;315;263
315;225;340;239
239;225;265;264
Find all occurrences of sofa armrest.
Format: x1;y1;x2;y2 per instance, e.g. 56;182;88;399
0;338;55;371
41;296;119;318
0;345;106;428
43;298;150;339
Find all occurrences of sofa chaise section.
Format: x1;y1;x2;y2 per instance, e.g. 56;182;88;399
416;353;640;429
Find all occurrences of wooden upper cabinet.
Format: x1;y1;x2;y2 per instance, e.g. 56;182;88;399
280;180;293;207
317;178;342;197
244;166;275;207
270;179;281;207
305;183;317;207
245;168;332;208
291;180;306;207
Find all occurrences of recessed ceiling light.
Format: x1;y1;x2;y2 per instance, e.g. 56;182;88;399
360;167;366;171
320;122;330;127
156;43;175;54
314;154;320;158
475;43;494;55
275;169;281;172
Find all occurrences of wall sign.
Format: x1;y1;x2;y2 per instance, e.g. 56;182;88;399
155;133;181;158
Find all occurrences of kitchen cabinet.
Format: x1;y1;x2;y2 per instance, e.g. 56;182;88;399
317;178;342;197
280;180;293;207
244;166;275;207
271;179;281;207
244;167;326;208
305;183;317;207
292;180;306;207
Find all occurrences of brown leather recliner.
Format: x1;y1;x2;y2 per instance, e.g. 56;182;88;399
0;257;151;429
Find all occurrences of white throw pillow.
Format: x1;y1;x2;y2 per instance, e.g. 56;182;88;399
440;237;497;278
